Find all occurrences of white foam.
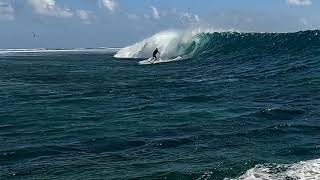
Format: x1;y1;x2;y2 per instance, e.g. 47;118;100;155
0;48;120;55
114;27;232;60
225;158;320;180
114;30;192;59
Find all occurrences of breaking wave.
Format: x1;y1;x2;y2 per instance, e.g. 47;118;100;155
114;29;320;61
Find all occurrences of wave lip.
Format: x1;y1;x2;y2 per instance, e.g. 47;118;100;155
225;158;320;180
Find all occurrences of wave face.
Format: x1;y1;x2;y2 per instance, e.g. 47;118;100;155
114;29;320;60
226;158;320;180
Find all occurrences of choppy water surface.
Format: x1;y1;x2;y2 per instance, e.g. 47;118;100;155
1;31;320;179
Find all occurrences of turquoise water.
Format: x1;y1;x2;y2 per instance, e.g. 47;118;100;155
1;31;320;179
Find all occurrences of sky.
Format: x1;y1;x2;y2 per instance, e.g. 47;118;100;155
0;0;319;48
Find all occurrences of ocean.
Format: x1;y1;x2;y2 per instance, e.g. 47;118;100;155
1;30;320;179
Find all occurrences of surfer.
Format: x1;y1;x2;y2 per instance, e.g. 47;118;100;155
152;48;160;62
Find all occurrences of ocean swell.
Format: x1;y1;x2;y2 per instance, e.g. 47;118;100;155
114;29;320;60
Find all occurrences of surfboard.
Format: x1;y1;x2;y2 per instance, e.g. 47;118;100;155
138;56;190;65
138;58;158;65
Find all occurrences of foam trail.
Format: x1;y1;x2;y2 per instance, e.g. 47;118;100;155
225;158;320;180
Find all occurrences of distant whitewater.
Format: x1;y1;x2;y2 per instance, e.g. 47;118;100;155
115;29;320;63
0;48;120;55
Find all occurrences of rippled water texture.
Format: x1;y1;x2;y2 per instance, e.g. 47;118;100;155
1;31;320;179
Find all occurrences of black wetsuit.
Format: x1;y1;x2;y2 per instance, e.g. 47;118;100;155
153;49;159;58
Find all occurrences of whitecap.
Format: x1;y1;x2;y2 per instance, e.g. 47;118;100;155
225;158;320;180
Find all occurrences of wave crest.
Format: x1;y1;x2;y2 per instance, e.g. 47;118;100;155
114;29;320;61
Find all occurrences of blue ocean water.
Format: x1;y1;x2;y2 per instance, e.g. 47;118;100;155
1;30;320;179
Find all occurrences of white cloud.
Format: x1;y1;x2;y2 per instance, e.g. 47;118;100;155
180;12;200;24
76;10;93;24
143;7;201;25
27;0;73;18
100;0;118;12
0;1;14;21
151;6;160;19
287;0;312;6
